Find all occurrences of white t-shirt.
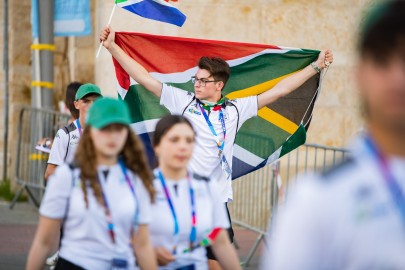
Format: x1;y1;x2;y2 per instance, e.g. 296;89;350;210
149;170;230;270
262;136;405;270
48;120;81;165
160;84;258;202
40;163;152;270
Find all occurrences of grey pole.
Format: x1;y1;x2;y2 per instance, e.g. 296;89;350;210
32;0;54;109
3;0;9;181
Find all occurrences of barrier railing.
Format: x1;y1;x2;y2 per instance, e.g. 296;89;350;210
229;143;349;268
10;106;70;209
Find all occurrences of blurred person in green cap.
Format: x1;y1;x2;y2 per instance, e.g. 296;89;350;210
45;83;102;180
27;98;157;270
261;1;405;269
43;83;102;268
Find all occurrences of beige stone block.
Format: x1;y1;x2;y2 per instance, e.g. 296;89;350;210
76;35;94;48
74;49;95;83
178;3;264;43
316;66;359;108
307;107;362;147
260;2;362;53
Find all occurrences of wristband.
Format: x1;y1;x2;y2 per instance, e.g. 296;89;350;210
310;62;321;74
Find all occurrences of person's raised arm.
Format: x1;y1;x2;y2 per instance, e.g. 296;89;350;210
100;26;163;98
257;49;333;110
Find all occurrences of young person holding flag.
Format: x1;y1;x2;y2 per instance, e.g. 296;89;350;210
149;115;241;270
100;26;333;266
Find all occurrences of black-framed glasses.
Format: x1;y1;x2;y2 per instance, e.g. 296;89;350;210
191;76;218;87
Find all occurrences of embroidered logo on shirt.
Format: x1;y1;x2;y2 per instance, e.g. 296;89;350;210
352;185;390;223
71;134;79;140
188;108;201;115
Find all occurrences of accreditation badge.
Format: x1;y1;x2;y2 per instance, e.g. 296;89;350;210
221;155;232;180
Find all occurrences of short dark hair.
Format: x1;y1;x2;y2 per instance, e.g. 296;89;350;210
198;57;230;91
65;82;82;119
153;115;195;147
358;0;405;62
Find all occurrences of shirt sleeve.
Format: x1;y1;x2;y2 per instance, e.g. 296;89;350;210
160;83;195;115
262;175;330;270
39;164;74;219
134;176;152;225
47;128;69;166
208;180;230;229
233;96;258;129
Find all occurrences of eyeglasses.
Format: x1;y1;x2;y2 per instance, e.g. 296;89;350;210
191;76;219;87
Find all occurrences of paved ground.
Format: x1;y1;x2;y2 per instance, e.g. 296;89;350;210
0;201;263;270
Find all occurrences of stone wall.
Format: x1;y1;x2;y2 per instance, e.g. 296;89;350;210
0;0;95;181
95;0;372;147
0;0;4;179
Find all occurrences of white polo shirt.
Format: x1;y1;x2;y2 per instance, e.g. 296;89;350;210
149;170;230;270
40;163;152;270
262;136;405;270
48;120;81;165
160;84;258;202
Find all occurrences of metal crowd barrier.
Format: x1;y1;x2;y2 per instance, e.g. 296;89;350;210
229;143;349;268
10;106;70;209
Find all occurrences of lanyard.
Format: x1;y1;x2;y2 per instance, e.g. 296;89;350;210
75;119;82;135
98;161;140;244
197;102;226;157
157;170;197;254
118;159;140;226
364;136;405;227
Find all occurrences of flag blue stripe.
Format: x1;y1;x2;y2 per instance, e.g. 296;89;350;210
232;156;269;180
122;0;186;27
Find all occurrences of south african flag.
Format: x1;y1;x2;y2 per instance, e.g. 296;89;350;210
113;32;322;179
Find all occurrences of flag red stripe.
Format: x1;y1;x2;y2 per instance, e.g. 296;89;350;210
114;32;282;90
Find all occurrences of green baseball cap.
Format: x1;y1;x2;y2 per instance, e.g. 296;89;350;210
86;97;132;129
75;83;102;101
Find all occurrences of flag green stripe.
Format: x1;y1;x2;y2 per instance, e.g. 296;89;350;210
152;50;318;95
123;85;169;123
236;118;291;159
223;49;318;95
279;124;307;157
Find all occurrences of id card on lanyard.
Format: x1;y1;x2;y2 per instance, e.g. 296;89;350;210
156;170;197;255
198;103;232;180
364;136;405;229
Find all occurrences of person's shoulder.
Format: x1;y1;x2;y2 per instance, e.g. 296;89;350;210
64;121;77;134
163;84;194;97
56;121;77;137
226;96;257;109
190;172;210;182
48;163;76;184
319;157;357;182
